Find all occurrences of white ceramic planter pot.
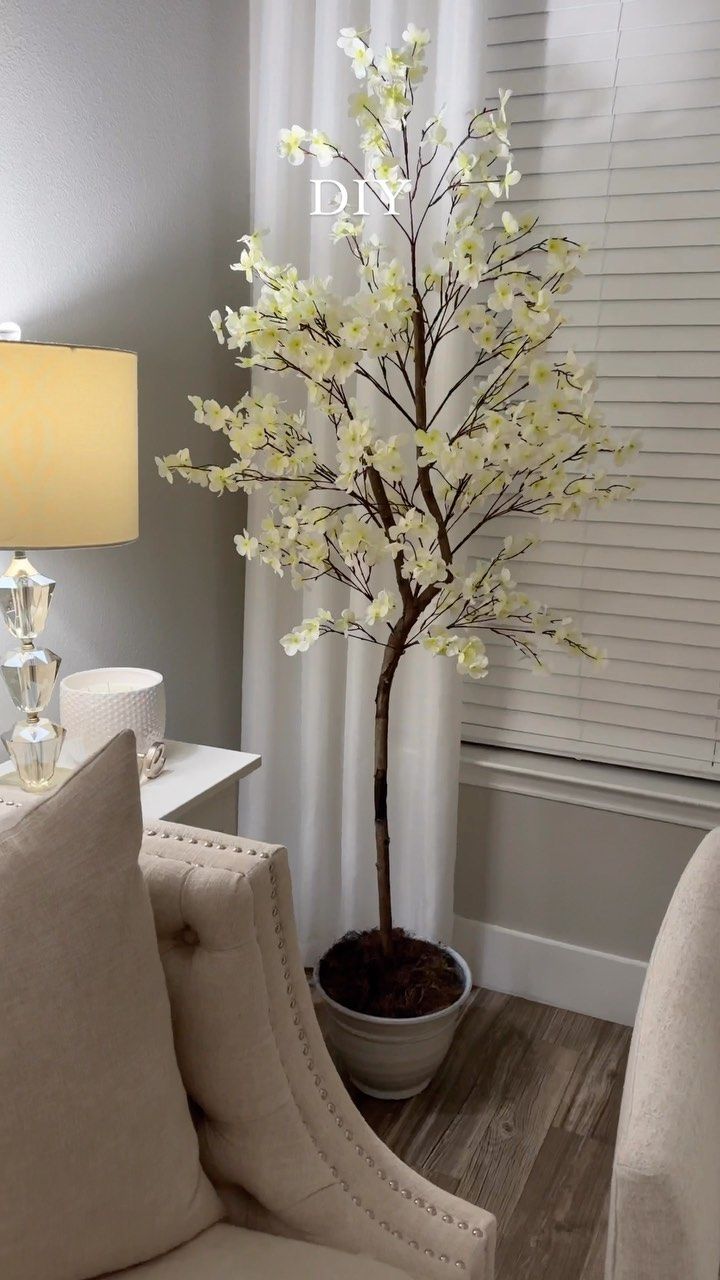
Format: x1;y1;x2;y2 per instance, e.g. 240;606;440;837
315;945;472;1100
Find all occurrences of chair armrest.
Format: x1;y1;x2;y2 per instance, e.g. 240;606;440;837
141;819;495;1280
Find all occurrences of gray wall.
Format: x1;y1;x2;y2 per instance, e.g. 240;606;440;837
0;0;249;746
456;783;701;962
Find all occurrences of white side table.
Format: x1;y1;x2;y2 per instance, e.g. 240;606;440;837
0;741;261;836
138;741;261;833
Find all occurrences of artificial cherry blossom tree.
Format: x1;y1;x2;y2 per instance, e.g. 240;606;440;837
159;23;634;958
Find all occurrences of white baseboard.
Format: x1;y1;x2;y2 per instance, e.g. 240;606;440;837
453;915;647;1027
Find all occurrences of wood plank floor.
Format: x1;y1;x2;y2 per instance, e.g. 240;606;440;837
348;989;631;1279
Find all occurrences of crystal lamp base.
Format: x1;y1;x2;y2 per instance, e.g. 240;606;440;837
0;552;63;792
1;717;66;791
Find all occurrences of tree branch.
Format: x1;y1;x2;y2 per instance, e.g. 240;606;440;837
412;298;452;564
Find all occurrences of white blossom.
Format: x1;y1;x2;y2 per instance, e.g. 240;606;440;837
277;125;307;165
365;590;398;625
161;19;634;681
234;530;259;559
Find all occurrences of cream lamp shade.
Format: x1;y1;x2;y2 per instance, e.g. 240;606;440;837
0;341;138;549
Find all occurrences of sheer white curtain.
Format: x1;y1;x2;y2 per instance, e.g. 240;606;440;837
240;0;487;962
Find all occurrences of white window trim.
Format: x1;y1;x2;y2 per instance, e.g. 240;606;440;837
460;744;720;831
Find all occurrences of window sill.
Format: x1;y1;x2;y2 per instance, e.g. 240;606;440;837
460;744;720;831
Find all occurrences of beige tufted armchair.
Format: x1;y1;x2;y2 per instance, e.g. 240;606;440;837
133;816;496;1280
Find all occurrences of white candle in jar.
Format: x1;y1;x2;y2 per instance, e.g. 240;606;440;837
59;668;166;765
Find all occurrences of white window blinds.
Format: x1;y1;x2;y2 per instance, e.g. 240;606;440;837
463;0;720;777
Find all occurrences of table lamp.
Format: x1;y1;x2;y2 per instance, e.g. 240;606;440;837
0;336;138;790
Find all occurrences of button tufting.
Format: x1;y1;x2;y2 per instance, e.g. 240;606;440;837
180;926;199;946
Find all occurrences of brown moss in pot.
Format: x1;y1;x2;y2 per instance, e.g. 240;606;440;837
318;928;465;1019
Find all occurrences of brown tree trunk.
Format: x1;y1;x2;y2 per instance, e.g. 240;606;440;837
374;609;418;955
372;292;451;955
374;651;397;954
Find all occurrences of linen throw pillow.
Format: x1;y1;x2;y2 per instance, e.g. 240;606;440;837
0;732;221;1280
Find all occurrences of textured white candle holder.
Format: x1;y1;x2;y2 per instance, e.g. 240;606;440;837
60;668;166;766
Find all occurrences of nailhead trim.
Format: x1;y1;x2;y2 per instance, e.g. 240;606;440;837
142;826;278;879
143;826;270;862
0;797;20;807
141;829;247;876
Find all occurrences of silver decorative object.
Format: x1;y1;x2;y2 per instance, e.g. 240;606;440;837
142;741;166;779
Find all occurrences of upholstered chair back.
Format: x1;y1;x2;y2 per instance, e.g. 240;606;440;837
606;826;720;1280
140;821;496;1280
140;828;315;1224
